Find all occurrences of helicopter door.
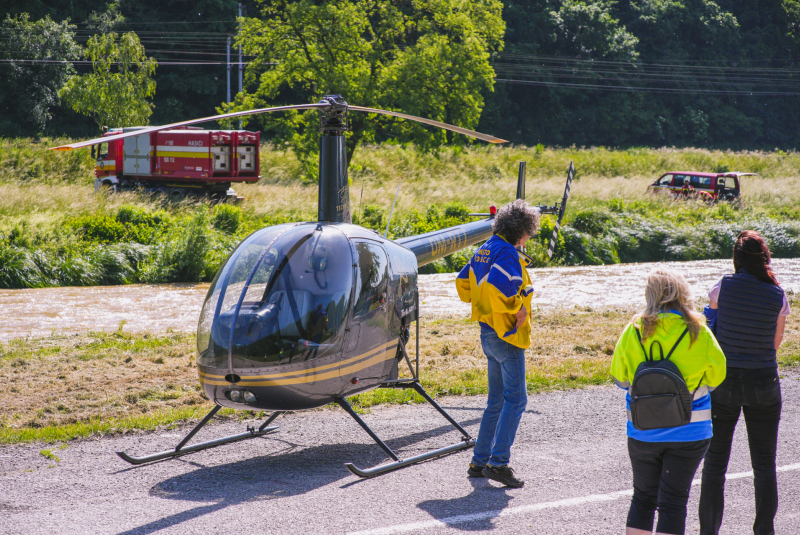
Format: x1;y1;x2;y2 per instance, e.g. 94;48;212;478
342;240;391;378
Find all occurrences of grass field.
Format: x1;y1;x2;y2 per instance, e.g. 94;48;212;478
2;297;798;445
2;140;800;287
1;139;799;443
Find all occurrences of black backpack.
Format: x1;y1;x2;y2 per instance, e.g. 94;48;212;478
629;327;694;431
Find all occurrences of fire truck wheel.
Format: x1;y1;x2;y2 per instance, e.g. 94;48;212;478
169;188;186;202
98;181;116;194
150;189;168;205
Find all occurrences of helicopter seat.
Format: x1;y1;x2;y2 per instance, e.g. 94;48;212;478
271;290;313;337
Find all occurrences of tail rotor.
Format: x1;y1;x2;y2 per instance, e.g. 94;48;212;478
547;161;574;258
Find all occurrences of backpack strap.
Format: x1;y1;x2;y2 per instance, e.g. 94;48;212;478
665;328;689;360
634;326;651;362
635;326;688;361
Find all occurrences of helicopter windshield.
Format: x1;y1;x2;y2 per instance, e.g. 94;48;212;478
197;224;354;368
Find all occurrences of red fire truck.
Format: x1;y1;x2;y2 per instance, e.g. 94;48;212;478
91;126;261;201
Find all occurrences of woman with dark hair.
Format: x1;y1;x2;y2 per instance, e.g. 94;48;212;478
699;230;790;535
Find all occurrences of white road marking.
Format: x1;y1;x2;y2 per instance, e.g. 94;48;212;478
348;463;800;535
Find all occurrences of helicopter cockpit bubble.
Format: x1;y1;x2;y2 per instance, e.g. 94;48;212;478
197;223;354;369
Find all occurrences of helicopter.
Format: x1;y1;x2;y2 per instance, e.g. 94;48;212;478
51;95;574;477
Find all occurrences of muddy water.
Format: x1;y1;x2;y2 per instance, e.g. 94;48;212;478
1;259;798;341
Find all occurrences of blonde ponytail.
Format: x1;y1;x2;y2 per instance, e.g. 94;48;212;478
634;268;705;345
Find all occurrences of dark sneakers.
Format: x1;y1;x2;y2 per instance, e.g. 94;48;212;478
467;463;485;477
483;465;524;488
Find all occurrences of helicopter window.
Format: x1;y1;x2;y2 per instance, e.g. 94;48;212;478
196;224;293;364
353;241;389;317
200;224;354;367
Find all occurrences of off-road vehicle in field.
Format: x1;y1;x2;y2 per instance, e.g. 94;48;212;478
648;171;757;202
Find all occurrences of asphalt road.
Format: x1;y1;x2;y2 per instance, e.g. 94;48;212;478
1;371;799;535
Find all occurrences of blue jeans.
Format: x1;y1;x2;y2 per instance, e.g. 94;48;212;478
471;329;528;468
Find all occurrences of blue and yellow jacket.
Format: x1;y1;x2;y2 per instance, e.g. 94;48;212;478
455;235;534;349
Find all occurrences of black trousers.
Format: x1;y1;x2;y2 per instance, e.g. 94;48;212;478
627;437;710;535
699;367;782;535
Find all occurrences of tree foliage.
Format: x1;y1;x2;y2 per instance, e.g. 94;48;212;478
479;0;800;150
4;1;800;150
0;14;81;137
60;32;157;129
219;0;505;171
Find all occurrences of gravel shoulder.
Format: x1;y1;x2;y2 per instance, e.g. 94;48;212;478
1;370;799;535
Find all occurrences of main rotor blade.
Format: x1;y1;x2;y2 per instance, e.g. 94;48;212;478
49;103;329;151
349;106;508;144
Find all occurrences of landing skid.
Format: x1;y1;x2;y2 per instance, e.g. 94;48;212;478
338;380;475;478
115;406;283;465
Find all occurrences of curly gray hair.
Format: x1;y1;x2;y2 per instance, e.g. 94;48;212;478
492;199;540;245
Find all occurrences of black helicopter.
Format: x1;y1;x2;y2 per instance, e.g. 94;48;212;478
51;96;574;477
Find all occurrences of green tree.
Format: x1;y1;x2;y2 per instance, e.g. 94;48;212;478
220;0;505;173
60;32;157;129
0;14;81;137
549;0;639;59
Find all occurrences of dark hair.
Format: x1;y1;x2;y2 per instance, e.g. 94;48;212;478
733;230;779;285
492;199;540;245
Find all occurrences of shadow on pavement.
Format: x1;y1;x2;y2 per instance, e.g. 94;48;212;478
417;477;516;532
115;416;481;535
440;405;543;415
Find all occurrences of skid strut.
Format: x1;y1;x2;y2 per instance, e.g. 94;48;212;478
116;406;283;465
338;381;475;478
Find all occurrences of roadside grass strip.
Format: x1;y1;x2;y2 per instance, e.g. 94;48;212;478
347;463;800;535
1;305;798;444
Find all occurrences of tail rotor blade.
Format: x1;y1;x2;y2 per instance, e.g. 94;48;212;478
547;161;574;258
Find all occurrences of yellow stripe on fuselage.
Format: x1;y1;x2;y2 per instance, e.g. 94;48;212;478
198;339;398;386
199;340;396;380
200;348;396;387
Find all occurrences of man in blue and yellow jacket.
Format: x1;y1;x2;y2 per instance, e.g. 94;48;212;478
456;199;540;488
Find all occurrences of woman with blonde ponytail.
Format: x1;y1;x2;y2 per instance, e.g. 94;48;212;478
611;268;726;535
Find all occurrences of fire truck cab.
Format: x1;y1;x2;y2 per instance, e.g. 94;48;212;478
648;171;757;202
92;126;261;201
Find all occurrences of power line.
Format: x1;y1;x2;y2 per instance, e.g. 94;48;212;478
494;78;800;96
0;58;251;66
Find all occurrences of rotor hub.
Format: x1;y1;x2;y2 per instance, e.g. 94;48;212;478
318;95;349;135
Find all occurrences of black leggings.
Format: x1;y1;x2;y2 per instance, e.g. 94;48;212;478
627;437;710;535
699;367;782;535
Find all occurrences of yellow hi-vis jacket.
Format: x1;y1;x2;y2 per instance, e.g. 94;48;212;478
611;313;727;441
455;235;534;349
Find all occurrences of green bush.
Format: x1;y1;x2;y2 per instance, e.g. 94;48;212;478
211;204;241;233
69;213;126;243
571;209;614;236
355;204;386;232
140;211;212;283
0;241;43;288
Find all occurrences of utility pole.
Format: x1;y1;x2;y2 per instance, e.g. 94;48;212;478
238;3;243;129
226;35;231;105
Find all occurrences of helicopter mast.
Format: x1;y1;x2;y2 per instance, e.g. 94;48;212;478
317;95;351;223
